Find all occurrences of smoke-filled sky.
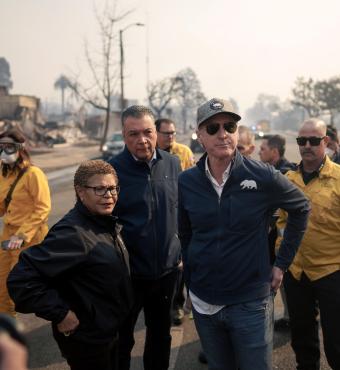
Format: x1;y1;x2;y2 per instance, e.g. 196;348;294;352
2;0;340;114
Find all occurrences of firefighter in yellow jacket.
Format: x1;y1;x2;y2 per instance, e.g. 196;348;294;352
276;118;340;370
155;118;195;170
0;128;51;317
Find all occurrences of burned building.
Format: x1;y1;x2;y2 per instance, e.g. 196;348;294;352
0;92;49;146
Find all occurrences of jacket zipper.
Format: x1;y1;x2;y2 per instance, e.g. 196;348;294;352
148;170;158;278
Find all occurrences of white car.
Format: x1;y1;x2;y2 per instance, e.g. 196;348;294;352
102;132;125;159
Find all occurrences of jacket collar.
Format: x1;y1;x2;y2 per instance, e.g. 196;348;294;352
319;155;338;179
121;146;163;166
75;200;120;232
196;150;243;173
296;155;336;179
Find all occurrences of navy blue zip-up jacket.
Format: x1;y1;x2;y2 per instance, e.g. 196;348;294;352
110;147;182;279
178;151;310;306
7;201;133;344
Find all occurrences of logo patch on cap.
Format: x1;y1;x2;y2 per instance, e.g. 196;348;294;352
210;100;224;110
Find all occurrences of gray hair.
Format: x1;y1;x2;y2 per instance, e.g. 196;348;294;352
121;105;155;126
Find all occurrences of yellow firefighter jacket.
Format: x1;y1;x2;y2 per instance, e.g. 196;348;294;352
170;141;195;170
277;156;340;281
0;165;51;245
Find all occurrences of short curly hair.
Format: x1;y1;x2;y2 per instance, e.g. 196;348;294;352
74;160;118;190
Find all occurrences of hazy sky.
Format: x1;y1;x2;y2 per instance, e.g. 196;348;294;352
2;0;340;114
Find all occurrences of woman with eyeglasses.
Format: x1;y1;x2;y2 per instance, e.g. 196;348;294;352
0;128;51;318
7;160;133;370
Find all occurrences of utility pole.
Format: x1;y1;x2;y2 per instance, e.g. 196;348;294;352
119;29;124;113
119;23;145;112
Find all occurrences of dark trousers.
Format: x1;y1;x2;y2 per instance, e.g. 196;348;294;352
55;334;118;370
284;270;340;370
173;269;185;310
118;270;177;370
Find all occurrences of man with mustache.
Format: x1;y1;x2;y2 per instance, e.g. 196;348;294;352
277;118;340;370
109;105;182;370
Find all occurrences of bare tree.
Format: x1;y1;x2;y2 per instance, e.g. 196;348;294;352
246;94;281;121
68;2;132;149
315;77;340;126
148;68;206;132
291;77;321;118
174;68;206;133
148;77;182;118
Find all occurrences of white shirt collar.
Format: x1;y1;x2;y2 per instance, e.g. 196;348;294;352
205;156;231;187
132;150;157;166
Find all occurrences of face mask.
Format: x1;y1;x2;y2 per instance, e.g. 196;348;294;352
0;151;19;164
325;147;335;158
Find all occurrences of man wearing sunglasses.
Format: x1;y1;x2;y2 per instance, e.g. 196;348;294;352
178;98;310;370
277;118;340;370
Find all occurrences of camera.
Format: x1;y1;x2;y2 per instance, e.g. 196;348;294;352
0;314;26;346
0;314;27;368
1;240;10;250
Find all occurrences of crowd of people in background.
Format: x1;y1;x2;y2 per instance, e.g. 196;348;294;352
1;99;340;370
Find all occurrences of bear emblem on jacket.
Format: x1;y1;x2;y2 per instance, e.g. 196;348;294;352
240;179;257;190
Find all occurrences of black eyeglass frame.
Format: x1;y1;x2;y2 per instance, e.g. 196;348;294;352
204;122;238;136
84;185;120;197
296;136;325;146
158;131;177;137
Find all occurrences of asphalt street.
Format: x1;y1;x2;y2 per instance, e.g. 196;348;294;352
7;135;332;369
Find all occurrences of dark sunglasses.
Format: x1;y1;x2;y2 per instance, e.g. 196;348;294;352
205;122;237;136
0;144;19;155
296;136;325;146
84;185;120;197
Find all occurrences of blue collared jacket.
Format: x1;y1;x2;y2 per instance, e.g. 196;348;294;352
110;147;182;279
178;151;310;305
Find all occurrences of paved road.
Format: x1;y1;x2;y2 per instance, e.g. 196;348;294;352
12;135;331;369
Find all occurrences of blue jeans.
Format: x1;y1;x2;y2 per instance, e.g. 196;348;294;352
193;294;274;370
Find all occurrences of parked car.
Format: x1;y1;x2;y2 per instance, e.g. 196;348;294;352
102;132;125;159
190;132;204;153
251;120;271;140
253;130;265;140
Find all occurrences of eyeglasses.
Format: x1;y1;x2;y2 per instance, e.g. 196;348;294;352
0;144;19;155
158;131;176;137
205;122;237;136
84;185;120;196
296;136;325;146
